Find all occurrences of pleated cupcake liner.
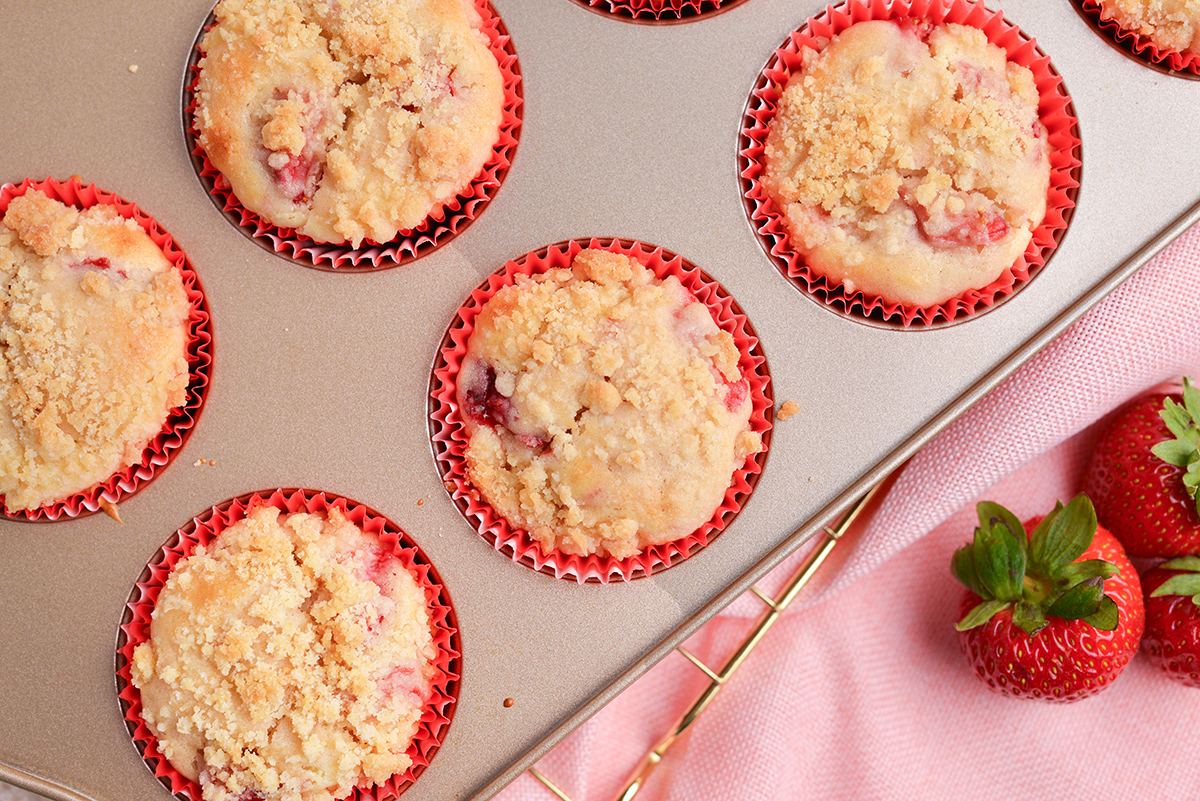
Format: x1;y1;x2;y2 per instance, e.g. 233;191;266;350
1078;0;1200;76
570;0;749;22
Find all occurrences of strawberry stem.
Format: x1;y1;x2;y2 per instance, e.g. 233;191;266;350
1023;574;1050;604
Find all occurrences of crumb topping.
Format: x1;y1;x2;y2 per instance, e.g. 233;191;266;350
763;21;1050;307
456;249;761;559
776;400;800;422
0;191;189;511
196;0;504;247
132;506;437;801
1100;0;1200;55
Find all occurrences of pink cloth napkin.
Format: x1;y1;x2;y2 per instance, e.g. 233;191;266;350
497;219;1200;801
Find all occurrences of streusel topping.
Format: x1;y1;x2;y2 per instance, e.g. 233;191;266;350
196;0;503;247
764;20;1050;308
132;505;437;801
1100;0;1200;55
457;249;761;559
0;191;189;511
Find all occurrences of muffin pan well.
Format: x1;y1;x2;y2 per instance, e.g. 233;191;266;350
740;0;1084;327
0;178;213;522
430;237;773;583
182;1;524;271
0;1;1198;801
115;489;460;801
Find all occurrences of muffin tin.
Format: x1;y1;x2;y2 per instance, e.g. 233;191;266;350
0;1;1197;801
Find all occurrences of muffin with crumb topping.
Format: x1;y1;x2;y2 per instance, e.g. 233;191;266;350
762;19;1050;310
0;190;189;512
195;0;504;247
131;504;437;801
455;248;762;560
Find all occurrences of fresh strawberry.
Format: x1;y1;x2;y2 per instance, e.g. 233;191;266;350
952;494;1144;702
1084;377;1200;557
1141;556;1200;687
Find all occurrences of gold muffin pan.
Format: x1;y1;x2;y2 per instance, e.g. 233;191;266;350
0;1;1198;801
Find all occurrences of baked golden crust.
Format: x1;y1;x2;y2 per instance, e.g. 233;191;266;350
457;249;761;559
1099;0;1200;55
763;21;1050;308
0;192;189;511
132;506;437;801
196;0;504;247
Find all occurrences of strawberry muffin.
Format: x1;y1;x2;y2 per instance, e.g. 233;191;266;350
130;504;438;801
0;191;190;512
1098;0;1200;57
195;0;504;247
456;248;763;560
763;19;1050;309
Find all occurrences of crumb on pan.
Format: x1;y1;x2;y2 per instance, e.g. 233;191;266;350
777;400;801;421
99;498;123;523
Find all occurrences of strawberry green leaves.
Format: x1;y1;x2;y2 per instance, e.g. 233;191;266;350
966;501;1027;601
1028;496;1096;573
1149;555;1200;607
953;494;1121;636
1151;377;1200;515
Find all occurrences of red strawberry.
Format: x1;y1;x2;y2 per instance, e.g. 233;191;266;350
1141;556;1200;687
1084;377;1200;557
953;494;1144;702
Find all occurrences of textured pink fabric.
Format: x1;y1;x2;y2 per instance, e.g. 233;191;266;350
497;220;1200;801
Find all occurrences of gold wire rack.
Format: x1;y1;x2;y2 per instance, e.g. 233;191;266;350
524;480;888;801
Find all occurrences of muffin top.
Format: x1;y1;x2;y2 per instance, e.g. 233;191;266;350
763;20;1050;309
196;0;504;247
132;505;437;801
1099;0;1200;56
456;248;762;559
0;191;189;512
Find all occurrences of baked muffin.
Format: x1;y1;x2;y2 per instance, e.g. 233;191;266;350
1098;0;1200;57
195;0;504;247
456;248;763;560
0;191;190;512
762;19;1050;309
131;504;437;801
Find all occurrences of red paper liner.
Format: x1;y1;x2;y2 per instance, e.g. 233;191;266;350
739;0;1083;328
0;177;213;522
429;238;773;584
183;0;523;271
1077;0;1200;76
115;488;460;801
567;0;750;23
